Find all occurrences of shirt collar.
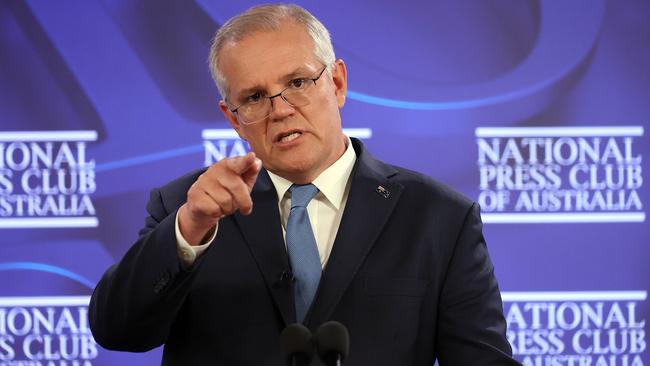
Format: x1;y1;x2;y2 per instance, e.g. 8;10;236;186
267;136;356;209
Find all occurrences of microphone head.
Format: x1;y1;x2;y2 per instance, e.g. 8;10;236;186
280;323;314;365
316;321;350;364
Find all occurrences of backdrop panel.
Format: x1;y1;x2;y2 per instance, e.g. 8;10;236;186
1;1;648;365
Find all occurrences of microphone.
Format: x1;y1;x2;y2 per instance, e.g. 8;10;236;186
315;321;350;366
280;323;314;366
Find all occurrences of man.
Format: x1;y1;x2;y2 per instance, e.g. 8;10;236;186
89;4;520;365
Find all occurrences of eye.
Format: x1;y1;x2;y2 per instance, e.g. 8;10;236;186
245;92;263;104
289;78;309;90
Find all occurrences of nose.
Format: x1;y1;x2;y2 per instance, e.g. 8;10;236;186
268;93;295;120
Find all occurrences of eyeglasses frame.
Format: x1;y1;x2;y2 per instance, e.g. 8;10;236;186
227;65;328;125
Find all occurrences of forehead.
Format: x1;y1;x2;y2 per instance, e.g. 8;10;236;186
218;21;317;95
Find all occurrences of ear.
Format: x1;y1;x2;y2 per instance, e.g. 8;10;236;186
219;100;247;141
330;59;347;108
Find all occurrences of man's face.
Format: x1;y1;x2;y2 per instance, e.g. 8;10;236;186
218;21;348;184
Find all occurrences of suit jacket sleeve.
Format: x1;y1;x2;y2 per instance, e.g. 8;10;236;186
435;203;519;365
88;181;204;352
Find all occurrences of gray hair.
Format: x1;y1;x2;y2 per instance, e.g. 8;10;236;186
208;4;336;99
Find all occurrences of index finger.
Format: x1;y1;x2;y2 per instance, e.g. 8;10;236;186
225;152;257;175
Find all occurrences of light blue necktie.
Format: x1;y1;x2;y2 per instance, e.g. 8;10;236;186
286;184;322;323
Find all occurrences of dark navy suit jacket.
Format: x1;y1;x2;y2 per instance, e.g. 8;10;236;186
89;139;520;365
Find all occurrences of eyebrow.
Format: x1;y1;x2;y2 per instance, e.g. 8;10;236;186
282;66;317;81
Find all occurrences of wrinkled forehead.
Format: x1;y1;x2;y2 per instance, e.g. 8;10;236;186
218;22;319;97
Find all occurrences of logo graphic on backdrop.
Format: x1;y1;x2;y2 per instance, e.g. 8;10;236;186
0;131;98;229
503;291;647;366
476;126;644;223
202;128;373;166
0;296;97;365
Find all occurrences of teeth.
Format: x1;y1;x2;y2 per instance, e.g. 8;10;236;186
280;132;301;143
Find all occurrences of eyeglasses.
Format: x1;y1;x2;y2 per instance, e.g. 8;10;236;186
228;66;328;125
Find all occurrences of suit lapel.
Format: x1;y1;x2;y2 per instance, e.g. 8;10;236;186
232;170;294;326
307;140;403;326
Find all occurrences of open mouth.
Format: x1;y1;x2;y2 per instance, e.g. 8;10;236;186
277;131;302;143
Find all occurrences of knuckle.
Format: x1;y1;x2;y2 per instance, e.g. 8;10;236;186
213;193;234;213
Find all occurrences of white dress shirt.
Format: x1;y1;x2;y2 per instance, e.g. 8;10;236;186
175;137;356;268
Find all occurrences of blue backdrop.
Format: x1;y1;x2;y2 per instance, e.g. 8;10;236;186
1;1;648;365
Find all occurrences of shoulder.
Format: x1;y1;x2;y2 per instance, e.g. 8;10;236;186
157;168;206;195
150;167;207;213
352;137;476;219
388;164;475;215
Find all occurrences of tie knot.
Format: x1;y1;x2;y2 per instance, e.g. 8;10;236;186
289;184;319;208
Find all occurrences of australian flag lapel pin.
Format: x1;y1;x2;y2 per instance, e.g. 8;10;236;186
376;185;390;198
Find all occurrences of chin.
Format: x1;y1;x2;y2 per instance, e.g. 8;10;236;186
274;160;316;178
